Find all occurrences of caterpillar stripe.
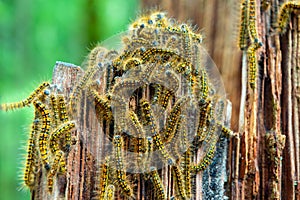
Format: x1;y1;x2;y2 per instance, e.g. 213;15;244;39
140;98;154;126
189;99;212;153
152;84;163;104
158;89;173;111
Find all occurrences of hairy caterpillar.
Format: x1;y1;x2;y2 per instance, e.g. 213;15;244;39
104;184;115;200
113;135;134;198
171;165;187;199
248;0;258;41
33;100;51;170
0;82;50;111
277;1;300;33
247;39;263;89
238;0;249;50
23;118;40;188
149;166;166;200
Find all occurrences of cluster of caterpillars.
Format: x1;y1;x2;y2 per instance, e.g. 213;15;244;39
239;0;300;90
1;82;76;193
238;0;263;89
1;10;234;199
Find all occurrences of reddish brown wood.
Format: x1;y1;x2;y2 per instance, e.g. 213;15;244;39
32;0;300;199
141;0;300;200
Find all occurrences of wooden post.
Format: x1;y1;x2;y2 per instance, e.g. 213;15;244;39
140;0;300;199
30;0;300;199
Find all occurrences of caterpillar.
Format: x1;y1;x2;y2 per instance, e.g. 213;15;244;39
0;82;50;111
248;0;258;41
50;94;59;127
49;121;76;153
108;94;127;133
179;24;193;59
149;166;166;200
171;165;187;199
127;110;147;170
57;95;69;123
112;135;134;198
128;110;145;137
47;151;63;193
277;1;300;33
194;69;209;100
151;84;163;104
152;133;175;165
140;99;174;165
238;0;249;50
261;0;271;11
247;39;263;89
56;94;73;151
158;89;174;111
192;133;218;173
104;184;115;200
189;99;211;154
68;48;101;114
140;98;154;126
105;63;113;93
99;160;110;200
23;118;40;188
140;48;193;78
89;89;112;122
182;149;191;199
33;100;51;170
111;78;144;99
165;22;203;45
161;96;189;143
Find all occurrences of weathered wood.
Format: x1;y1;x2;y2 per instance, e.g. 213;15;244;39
140;0;300;200
31;0;300;199
32;60;232;199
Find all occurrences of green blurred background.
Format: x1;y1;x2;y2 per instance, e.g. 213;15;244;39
0;0;139;199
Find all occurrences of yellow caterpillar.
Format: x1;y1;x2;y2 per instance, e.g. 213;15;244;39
277;1;300;33
0;82;50;111
247;39;263;89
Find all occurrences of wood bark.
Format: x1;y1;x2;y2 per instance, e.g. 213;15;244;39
31;0;300;199
141;0;300;199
